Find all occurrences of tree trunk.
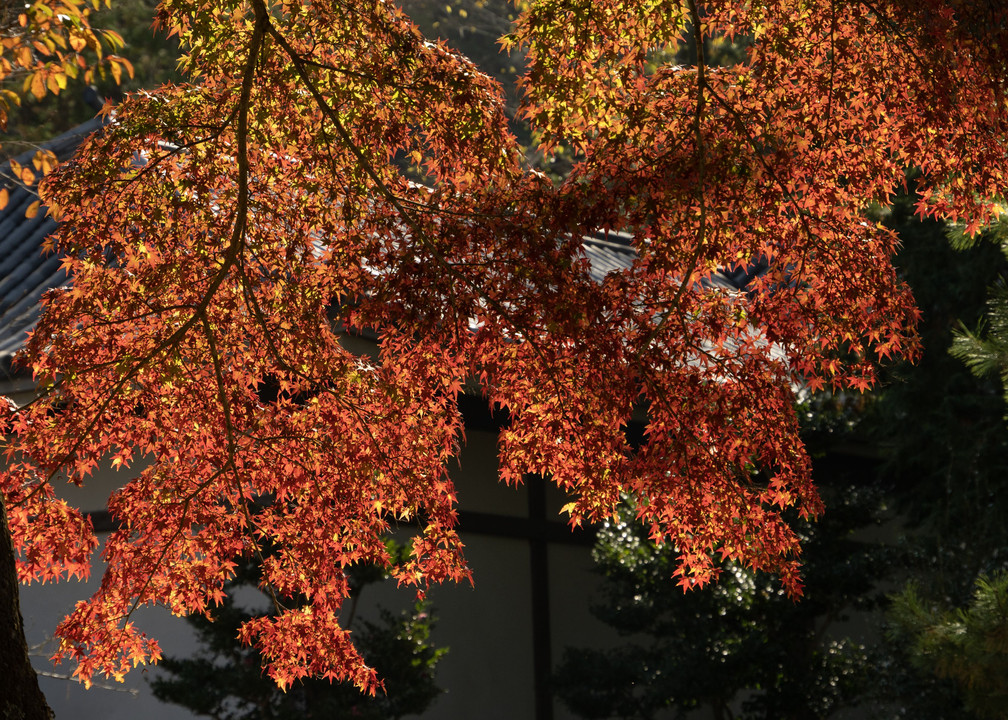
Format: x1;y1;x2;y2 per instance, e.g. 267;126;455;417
0;500;54;720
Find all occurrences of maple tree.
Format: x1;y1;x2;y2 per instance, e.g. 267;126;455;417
1;0;1007;704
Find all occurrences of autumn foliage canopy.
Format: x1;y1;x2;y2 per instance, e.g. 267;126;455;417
1;0;1006;694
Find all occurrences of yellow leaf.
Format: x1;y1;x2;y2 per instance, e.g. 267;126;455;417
0;188;8;210
102;29;124;51
25;200;40;218
36;150;54;175
30;72;45;100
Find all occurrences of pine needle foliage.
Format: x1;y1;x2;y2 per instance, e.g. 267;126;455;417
949;218;1008;416
890;573;1008;720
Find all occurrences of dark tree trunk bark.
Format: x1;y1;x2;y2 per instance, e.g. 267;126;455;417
0;500;54;720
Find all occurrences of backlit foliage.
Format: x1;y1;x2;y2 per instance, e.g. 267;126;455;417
0;0;133;204
2;0;1006;693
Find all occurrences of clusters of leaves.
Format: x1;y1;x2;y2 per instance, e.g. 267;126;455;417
1;0;1006;696
806;197;1008;719
152;540;445;720
555;198;1008;719
0;0;132;122
3;0;181;148
0;0;134;196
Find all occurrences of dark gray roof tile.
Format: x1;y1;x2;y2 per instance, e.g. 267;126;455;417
0;118;104;380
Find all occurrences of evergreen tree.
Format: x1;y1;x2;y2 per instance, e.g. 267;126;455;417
864;194;1008;720
889;574;1008;720
554;477;886;720
948;217;1008;416
872;199;1008;592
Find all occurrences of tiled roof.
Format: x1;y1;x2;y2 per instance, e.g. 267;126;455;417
0;118;106;381
581;230;636;281
582;229;765;290
0;121;757;381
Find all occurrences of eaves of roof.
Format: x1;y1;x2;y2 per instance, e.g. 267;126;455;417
0;117;106;382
